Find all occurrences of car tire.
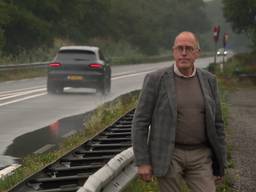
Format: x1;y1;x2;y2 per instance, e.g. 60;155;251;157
47;80;56;94
98;76;111;95
47;80;63;94
55;85;64;94
105;75;111;93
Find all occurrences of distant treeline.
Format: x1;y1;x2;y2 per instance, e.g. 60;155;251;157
0;0;210;56
222;0;256;52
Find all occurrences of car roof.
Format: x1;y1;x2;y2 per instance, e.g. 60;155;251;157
59;46;99;52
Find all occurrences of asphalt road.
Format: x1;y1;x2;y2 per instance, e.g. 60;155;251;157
0;57;216;167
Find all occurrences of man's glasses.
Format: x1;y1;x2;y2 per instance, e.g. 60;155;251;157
173;45;198;54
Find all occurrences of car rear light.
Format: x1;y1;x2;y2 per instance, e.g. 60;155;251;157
48;62;62;68
89;63;103;69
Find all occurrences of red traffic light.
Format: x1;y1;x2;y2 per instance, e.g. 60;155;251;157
213;25;220;42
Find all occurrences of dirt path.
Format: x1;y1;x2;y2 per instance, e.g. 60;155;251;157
228;87;256;192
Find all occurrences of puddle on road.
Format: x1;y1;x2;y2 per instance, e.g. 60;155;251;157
3;112;92;165
1;91;139;168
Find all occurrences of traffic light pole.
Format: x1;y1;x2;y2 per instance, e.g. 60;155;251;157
221;33;228;73
214;41;217;65
213;25;220;65
220;54;224;73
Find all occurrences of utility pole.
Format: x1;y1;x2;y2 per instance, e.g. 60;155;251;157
221;32;229;73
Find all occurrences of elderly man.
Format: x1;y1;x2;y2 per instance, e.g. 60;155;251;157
132;31;226;192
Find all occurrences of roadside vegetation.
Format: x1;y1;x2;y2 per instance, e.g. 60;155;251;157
0;68;47;82
0;0;251;66
0;91;139;191
0;38;173;82
209;52;256;87
0;0;250;83
0;0;210;60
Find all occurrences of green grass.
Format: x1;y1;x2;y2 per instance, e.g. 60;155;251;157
0;68;47;82
124;178;190;192
0;91;139;192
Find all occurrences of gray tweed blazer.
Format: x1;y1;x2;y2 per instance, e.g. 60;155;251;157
132;65;226;177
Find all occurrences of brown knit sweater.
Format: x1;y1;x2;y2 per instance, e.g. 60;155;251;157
174;74;206;145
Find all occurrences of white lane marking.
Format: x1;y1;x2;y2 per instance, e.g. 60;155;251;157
62;130;78;138
0;85;45;95
0;92;16;98
112;68;156;77
34;144;56;154
112;70;155;80
0;88;46;101
0;92;46;107
0;69;155;107
0;164;21;179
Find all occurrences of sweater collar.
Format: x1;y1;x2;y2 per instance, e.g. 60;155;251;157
174;63;196;78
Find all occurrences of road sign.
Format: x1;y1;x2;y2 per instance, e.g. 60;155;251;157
223;32;229;48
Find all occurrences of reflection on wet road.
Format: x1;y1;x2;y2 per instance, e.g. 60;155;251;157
4;112;90;162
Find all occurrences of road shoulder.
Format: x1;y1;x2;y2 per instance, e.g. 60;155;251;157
227;87;256;191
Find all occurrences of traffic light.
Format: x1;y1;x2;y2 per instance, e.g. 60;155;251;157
213;25;220;42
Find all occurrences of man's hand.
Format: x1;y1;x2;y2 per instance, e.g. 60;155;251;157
137;164;153;182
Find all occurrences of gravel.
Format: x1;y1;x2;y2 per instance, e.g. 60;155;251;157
228;87;256;192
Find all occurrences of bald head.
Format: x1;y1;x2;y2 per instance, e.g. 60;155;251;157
172;31;200;76
174;31;200;50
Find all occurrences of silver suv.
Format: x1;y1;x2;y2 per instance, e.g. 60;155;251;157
47;46;111;94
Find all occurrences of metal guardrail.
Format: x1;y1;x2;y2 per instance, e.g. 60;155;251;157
0;53;214;72
9;109;136;192
0;54;171;71
78;147;136;192
0;62;50;71
238;73;256;78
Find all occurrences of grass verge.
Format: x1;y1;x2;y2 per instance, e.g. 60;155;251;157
0;68;47;82
0;91;139;192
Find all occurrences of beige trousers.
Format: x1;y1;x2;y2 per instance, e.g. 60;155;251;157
157;147;216;192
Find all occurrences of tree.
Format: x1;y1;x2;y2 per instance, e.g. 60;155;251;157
0;1;11;51
0;0;210;55
1;0;112;54
107;0;210;54
222;0;256;49
2;4;53;54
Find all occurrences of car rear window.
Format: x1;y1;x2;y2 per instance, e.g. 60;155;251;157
56;50;96;61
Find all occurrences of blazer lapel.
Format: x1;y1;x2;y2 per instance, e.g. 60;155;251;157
197;69;212;104
163;66;177;119
197;69;214;131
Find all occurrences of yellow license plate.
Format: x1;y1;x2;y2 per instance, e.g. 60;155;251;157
67;75;84;80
